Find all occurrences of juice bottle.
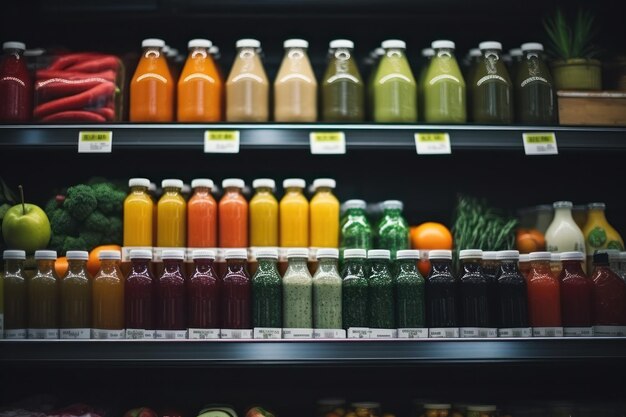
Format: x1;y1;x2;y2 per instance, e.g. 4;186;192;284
124;178;153;247
280;178;309;248
465;48;482;121
458;249;490;328
591;252;626;326
187;179;217;248
60;251;91;339
495;250;529;329
226;39;269;122
310;178;340;248
322;39;365;122
274;39;317;122
188;249;221;329
157;179;186;248
545;201;586;256
527;252;562;328
130;38;174;122
222;249;251;329
92;250;124;337
340;199;373;255
559;251;593;328
472;41;513;124
251;247;282;328
177;39;223;122
0;42;32;122
366;47;385;119
426;250;457;329
482;251;500;327
372;39;417;123
376;200;410;259
3;250;27;339
157;250;187;332
125;249;156;338
28;250;59;339
515;43;556;124
418;48;435;121
395;249;425;328
219;178;248;248
341;249;368;329
423;40;467;123
312;248;342;329
367;249;395;328
283;248;313;328
249;178;278;247
583;203;624;269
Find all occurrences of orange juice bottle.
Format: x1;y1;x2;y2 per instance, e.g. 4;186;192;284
130;38;174;122
280;178;309;247
310;178;340;248
219;178;248;248
177;39;223;122
187;178;217;248
123;178;153;247
92;250;124;338
249;179;278;247
158;179;186;247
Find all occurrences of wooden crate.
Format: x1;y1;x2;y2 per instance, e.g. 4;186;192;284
558;91;626;126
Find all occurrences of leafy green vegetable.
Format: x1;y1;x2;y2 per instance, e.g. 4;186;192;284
543;7;600;60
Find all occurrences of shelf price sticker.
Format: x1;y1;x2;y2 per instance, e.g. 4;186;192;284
204;130;240;153
309;131;346;154
414;132;452;155
522;132;558;155
78;131;112;153
397;328;428;339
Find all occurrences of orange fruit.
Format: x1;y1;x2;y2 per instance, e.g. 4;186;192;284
55;256;68;278
418;258;431;277
88;244;122;276
516;228;546;253
410;222;453;250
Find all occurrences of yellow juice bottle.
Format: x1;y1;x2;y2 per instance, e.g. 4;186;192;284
249;178;278;247
123;178;154;247
280;178;309;247
157;179;187;247
310;178;340;248
583;202;624;269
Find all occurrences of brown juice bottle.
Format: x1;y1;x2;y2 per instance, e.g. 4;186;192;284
226;39;269;122
274;39;317;122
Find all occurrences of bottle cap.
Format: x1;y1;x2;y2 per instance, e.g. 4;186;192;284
587;202;606;210
373;47;385;57
381;39;406;49
66;250;89;261
396;250;420;260
467;406;497;412
283;178;306;189
381;200;403;210
313;178;336;190
431;40;455;50
343;199;366;210
222;178;245;189
209;46;220;55
509;48;523;57
284;39;308;49
343;249;367;259
368;249;391;260
601;249;620;261
316;248;339;259
469;48;482;57
98;250;121;260
188;39;212;49
423;405;452;410
422;48;435;57
192;249;216;260
497;250;520;260
482;251;498;261
129;178;151;188
255;248;278;259
553;201;573;209
479;41;502;51
161;249;184;260
459;249;483;259
521;42;544;52
3;42;26;51
560;251;584;261
429;250;452;260
224;249;248;260
330;39;354;49
167;48;178;58
519;254;530;263
593;252;609;264
237;39;261;48
142;38;166;48
34;250;57;260
129;249;152;260
529;251;552;261
161;179;184;189
190;178;214;189
287;248;309;259
551;253;561;262
3;250;26;260
252;178;275;189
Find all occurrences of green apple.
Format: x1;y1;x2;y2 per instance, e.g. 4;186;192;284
2;192;51;254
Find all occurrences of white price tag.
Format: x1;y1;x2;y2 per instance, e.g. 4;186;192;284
428;328;460;338
415;133;452;155
368;328;398;339
282;328;314;339
313;329;347;339
122;247;153;262
523;132;558;155
4;329;27;339
60;328;91;339
397;328;429;339
156;330;188;339
498;327;533;337
460;327;498;338
92;329;125;339
204;130;240;153
188;328;221;339
125;329;156;339
532;327;564;337
253;328;283;339
220;329;253;339
593;326;626;337
310;132;346;154
28;328;59;339
347;327;370;339
78;131;112;153
564;327;594;337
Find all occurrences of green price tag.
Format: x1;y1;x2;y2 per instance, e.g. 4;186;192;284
310;132;346;154
78;131;112;153
414;132;451;154
204;130;240;153
523;132;558;155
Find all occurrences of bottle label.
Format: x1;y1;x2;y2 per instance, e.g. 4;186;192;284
282;328;314;339
60;328;91;339
156;330;188;339
368;328;398;339
522;132;558;155
347;327;370;339
428;328;460;338
313;329;347;339
4;328;27;339
188;328;221;339
92;329;125;339
460;327;498;338
414;133;452;155
532;327;564;337
563;327;594;337
28;328;59;339
397;328;428;338
253;328;282;339
125;329;156;339
498;327;532;337
521;76;549;88
122;247;153;262
219;329;253;339
593;326;626;337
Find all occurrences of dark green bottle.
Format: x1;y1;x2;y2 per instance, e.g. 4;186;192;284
341;249;369;329
367;249;395;328
340;199;373;257
251;249;282;328
472;41;513;124
376;200;410;260
322;39;365;122
394;250;425;328
515;43;556;124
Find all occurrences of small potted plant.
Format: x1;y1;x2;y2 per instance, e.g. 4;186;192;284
544;7;602;90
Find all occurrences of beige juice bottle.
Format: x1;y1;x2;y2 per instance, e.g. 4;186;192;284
226;39;269;122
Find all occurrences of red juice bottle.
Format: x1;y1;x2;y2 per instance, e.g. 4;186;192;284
188;249;221;328
125;249;156;337
559;251;592;327
157;250;187;331
591;252;626;326
0;42;32;122
221;249;251;329
527;252;562;327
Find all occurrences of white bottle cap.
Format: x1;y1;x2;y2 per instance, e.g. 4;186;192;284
3;250;26;260
237;39;261;48
224;249;248;259
287;248;309;259
343;199;367;210
469;48;482;57
429;250;452;260
129;249;153;260
459;249;483;259
509;48;523;57
283;178;306;189
255;248;278;259
422;48;435;57
129;178;150;188
284;39;308;49
519;254;530;263
553;201;573;209
620;252;626;261
253;178;275;189
432;40;455;50
190;179;214;189
467;406;497;412
313;178;336;190
343;249;367;259
209;46;220;55
373;47;385;57
34;250;57;260
381;200;403;210
381;39;406;49
222;178;245;189
482;251;498;261
560;251;584;261
497;250;520;260
396;250;420;260
66;250;89;261
162;249;185;260
588;202;605;209
368;249;391;260
142;38;166;48
521;42;544;52
188;39;212;49
423;405;452;410
98;250;121;260
479;41;503;51
551;253;561;262
529;251;552;261
162;179;184;189
316;248;339;259
330;39;354;49
192;249;216;260
3;42;26;51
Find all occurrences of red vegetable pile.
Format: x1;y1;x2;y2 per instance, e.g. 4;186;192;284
35;53;120;122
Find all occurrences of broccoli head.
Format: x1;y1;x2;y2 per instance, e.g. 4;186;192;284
49;234;65;252
50;208;79;236
91;183;125;215
64;185;97;221
103;216;123;245
45;198;58;217
79;230;103;250
84;210;110;233
62;236;87;253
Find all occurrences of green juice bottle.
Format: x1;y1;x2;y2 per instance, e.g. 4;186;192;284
366;47;385;120
465;48;482;121
423;40;466;123
418;48;435;121
515;42;556;124
472;41;513;124
376;200;410;260
340;199;373;257
322;39;365;122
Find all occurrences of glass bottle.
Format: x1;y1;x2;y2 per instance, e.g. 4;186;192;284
280;178;309;248
426;250;457;328
545;201;586;255
495;250;529;329
591;252;626;326
394;250;425;328
0;41;32;122
340;199;373;256
187;179;218;248
28;250;59;339
125;249;156;338
559;252;592;328
341;249;369;329
465;48;482;121
458;249;490;328
157;250;187;332
60;250;91;338
124;178;154;247
423;40;466;123
418;48;435;120
251;248;282;328
376;200;410;259
472;41;513;124
282;248;313;328
515;42;556;124
219;178;248;248
188;250;221;329
310;178;340;248
157;179;186;247
226;39;269;122
527;252;562;327
322;39;365;122
367;249;395;328
222;249;251;329
313;248;342;329
92;250;125;337
249;179;278;247
583;203;625;269
274;39;317;122
2;250;27;339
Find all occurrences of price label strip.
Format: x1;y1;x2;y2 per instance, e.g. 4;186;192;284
204;130;240;153
282;328;314;339
188;328;221;339
498;327;532;338
253;328;283;339
78;131;113;153
368;328;398;339
459;327;498;338
414;132;452;155
310;132;346;154
60;328;91;339
522;132;558;155
156;330;188;339
220;329;253;339
313;329;347;339
564;327;594;337
347;327;370;339
428;328;460;338
532;327;564;337
397;328;429;339
125;329;156;339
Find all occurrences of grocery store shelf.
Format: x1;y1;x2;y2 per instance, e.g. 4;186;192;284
0;124;625;151
1;338;626;367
